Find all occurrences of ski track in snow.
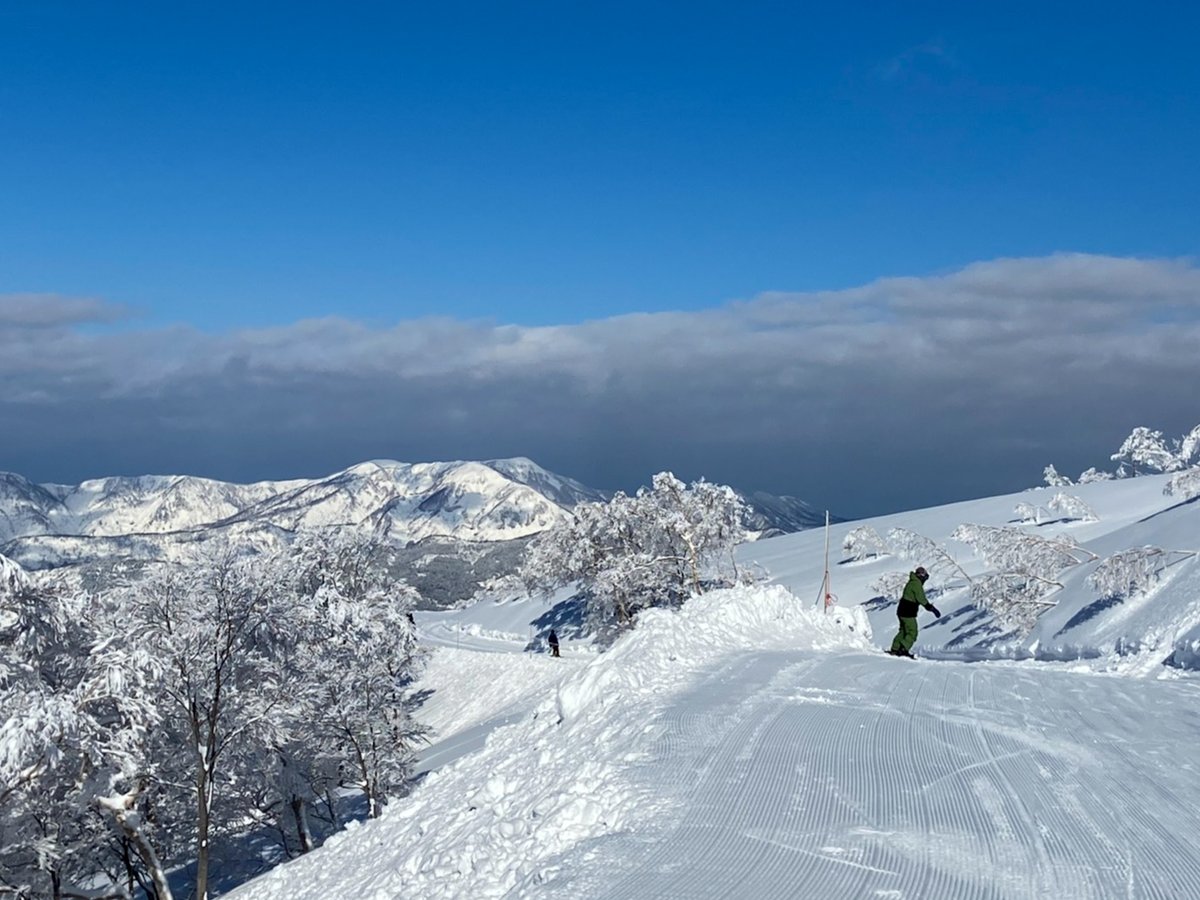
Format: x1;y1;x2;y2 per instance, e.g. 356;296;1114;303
540;652;1200;900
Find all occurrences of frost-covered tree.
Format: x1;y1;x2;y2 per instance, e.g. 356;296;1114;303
1180;424;1200;468
869;571;911;602
1164;467;1200;502
1013;502;1046;525
952;524;1097;578
1078;467;1114;484
1047;492;1098;523
951;524;1098;633
841;525;888;562
3;533;430;899
1;562;165;900
1111;427;1185;477
885;528;971;584
1043;464;1073;487
1088;546;1195;600
283;530;428;822
107;546;303;900
965;574;1056;633
522;473;747;631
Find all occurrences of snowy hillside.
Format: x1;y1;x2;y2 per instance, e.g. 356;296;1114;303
744;472;1200;670
226;471;1200;900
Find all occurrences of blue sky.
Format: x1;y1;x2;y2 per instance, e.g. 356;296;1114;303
6;2;1197;327
2;3;1200;514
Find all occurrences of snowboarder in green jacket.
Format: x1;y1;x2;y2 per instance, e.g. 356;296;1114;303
888;567;941;658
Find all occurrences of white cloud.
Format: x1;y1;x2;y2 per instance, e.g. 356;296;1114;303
3;254;1198;514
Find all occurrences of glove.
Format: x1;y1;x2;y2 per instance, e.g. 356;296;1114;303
929;605;942;618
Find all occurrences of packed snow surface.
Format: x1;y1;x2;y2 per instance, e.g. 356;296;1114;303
231;586;871;899
231;472;1200;899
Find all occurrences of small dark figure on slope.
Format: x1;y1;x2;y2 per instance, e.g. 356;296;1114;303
888;567;941;659
548;629;560;658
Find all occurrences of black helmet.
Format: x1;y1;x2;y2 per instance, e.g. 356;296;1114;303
914;566;929;580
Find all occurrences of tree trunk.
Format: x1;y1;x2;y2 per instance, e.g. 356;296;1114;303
196;765;210;900
324;788;340;829
291;794;314;853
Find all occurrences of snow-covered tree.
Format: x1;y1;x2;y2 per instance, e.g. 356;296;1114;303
468;573;526;607
951;524;1098;633
1078;467;1114;484
1164;467;1200;502
522;473;747;632
3;532;430;899
283;530;428;822
885;528;971;584
1180;424;1200;468
869;571;911;602
1047;492;1098;523
1;563;165;900
952;524;1097;577
106;546;303;900
1089;546;1197;600
1111;427;1185;477
841;525;888;562
1043;464;1073;487
1013;502;1046;525
964;574;1056;634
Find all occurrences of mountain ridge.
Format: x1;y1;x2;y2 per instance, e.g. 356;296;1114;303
0;460;829;602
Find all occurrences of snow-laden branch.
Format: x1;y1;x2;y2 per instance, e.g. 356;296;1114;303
1047;492;1098;523
1088;546;1197;600
951;524;1098;634
1164;467;1200;502
886;528;972;584
842;525;888;562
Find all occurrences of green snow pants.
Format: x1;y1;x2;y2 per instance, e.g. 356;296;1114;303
890;616;919;654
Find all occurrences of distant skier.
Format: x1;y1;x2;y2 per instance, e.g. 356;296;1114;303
547;629;560;658
888;567;941;658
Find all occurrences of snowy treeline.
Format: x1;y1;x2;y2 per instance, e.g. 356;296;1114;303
521;473;748;633
1044;422;1200;485
0;532;425;900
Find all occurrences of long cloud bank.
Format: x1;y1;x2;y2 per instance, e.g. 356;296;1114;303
4;254;1199;515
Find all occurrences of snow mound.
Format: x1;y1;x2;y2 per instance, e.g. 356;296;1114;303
232;586;870;900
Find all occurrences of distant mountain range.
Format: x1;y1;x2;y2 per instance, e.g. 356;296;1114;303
0;458;831;604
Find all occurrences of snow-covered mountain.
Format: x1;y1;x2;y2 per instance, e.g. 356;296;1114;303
740;490;829;535
3;459;600;546
0;460;826;602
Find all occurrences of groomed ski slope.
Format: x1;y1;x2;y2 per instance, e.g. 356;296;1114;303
546;652;1200;899
232;475;1200;899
